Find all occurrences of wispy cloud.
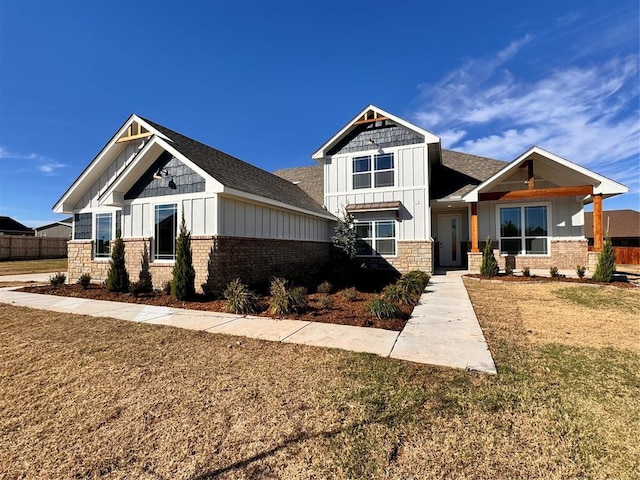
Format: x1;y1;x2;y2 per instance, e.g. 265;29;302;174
0;146;65;176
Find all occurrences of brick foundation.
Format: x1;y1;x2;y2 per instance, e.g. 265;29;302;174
67;241;110;283
467;240;588;273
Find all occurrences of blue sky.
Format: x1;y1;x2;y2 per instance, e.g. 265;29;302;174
0;0;638;227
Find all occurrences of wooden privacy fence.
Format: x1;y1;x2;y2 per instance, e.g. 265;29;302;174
589;246;640;265
0;236;68;260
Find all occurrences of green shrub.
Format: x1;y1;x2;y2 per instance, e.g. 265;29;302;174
49;272;66;286
341;287;358;302
480;237;499;277
317;295;334;310
171;215;196;300
316;280;333;294
106;230;129;292
77;273;91;289
331;211;356;260
136;243;153;294
522;266;531;277
549;266;560;278
129;280;147;298
382;283;415;305
592;235;616;283
369;298;399;319
576;265;586;279
268;278;307;315
223;278;257;314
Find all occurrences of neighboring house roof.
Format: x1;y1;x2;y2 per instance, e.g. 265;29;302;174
584;210;640;239
34;217;73;232
136;118;329;216
273;165;324;206
0;216;34;235
432;150;507;200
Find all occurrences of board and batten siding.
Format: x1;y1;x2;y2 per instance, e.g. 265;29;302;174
74;139;147;211
122;195;218;238
324;144;430;241
219;197;331;242
477;196;584;240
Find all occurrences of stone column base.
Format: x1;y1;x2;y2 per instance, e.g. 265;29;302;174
467;252;483;273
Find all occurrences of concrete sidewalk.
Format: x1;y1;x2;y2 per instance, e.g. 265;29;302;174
0;272;496;373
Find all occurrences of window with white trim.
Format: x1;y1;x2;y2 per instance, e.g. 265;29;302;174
499;205;548;255
353;153;394;189
154;204;177;260
95;213;112;258
355;220;396;256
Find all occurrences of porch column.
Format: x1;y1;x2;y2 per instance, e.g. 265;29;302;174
470;202;479;252
593;193;604;251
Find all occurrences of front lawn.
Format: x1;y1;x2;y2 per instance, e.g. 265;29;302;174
0;257;67;275
1;281;638;479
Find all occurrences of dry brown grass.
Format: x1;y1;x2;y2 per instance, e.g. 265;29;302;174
0;258;67;275
1;279;639;479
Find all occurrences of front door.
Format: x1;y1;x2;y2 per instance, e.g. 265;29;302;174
438;214;462;267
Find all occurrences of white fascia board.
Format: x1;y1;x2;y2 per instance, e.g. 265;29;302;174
311;104;440;160
53;114;172;214
222;187;336;221
462;146;628;202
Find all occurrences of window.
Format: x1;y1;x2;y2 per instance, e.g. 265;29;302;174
352;153;394;189
74;213;92;240
499;205;548;255
355;220;396;256
95;213;112;258
154;204;177;260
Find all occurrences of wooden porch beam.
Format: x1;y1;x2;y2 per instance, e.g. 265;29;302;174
354;116;389;125
470;202;479;253
479;185;593;201
527;160;535;190
593;193;603;251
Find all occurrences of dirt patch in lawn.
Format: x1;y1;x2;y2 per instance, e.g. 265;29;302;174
19;283;409;331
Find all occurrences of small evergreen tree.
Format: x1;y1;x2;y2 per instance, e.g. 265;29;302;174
480;236;499;277
106;229;129;292
137;243;153;293
171;214;195;300
331;211;356;260
592;235;616;282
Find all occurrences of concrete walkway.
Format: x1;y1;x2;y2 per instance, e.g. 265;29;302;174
0;272;496;374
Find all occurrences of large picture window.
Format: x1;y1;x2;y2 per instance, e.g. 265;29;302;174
499;205;548;255
352;153;394;189
95;213;112;258
154;204;177;261
355;220;396;256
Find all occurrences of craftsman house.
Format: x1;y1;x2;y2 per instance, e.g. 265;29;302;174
278;105;628;273
55;106;628;288
54;115;334;292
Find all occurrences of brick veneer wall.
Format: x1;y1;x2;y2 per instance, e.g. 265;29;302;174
467;240;588;272
67;241;110;282
359;241;433;274
69;236;330;293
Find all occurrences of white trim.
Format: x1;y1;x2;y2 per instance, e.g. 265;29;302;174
495;202;552;256
311;104;440;160
353;218;398;258
462;146;628;202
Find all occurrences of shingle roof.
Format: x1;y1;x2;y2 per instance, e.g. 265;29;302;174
273;165;324;206
0;216;34;234
431;150;507;199
34;217;73;231
140;118;329;216
584;210;640;239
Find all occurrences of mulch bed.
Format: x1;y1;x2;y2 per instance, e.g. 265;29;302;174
18;284;410;331
465;273;638;288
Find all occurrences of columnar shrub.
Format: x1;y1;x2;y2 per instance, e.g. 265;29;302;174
171;215;196;300
480;236;499;278
592;235;616;283
137;243;153;294
106;230;129;292
223;278;257;314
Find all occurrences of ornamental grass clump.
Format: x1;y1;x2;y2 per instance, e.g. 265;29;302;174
382;283;415;305
369;297;399;319
77;273;91;289
268;277;307;315
592;235;616;283
576;265;586;279
341;287;358;302
398;270;430;295
316;281;333;294
223;278;257;314
49;272;66;286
